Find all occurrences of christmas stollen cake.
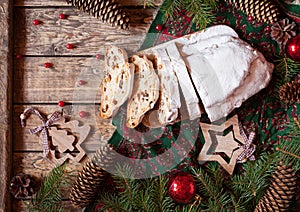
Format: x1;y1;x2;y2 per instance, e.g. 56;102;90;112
100;46;134;119
99;25;274;128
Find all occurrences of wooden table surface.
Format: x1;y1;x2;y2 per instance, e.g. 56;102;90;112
0;0;161;211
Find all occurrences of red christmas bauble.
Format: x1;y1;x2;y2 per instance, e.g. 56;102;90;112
58;101;65;107
66;43;73;49
79;111;86;118
59;13;66;19
155;24;163;31
286;35;300;62
167;171;196;204
33;19;40;26
44;62;52;68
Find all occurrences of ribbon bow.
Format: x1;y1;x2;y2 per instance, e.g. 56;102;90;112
20;107;62;158
237;122;256;163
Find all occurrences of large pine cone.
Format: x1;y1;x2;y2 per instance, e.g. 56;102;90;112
9;173;36;199
254;162;297;211
279;80;300;105
224;0;285;24
66;0;130;29
69;144;119;208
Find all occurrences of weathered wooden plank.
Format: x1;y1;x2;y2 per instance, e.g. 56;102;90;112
14;7;157;56
13;199;82;212
0;0;12;211
14;57;106;103
13;105;116;152
14;0;163;7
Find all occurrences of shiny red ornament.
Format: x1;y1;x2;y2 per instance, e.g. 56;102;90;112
33;19;40;26
78;80;86;85
167;171;196;204
16;54;22;59
58;101;65;107
286;35;300;62
59;13;66;19
264;26;271;33
96;54;101;60
155;24;163;31
79;111;86;118
44;62;52;68
247;15;254;22
66;43;73;49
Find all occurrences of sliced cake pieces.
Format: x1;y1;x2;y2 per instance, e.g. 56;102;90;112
126;55;160;128
99;46;135;119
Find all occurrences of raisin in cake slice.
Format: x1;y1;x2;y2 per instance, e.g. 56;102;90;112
100;46;134;119
126;55;160;128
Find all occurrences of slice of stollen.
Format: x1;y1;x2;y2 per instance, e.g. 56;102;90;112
126;55;160;128
151;48;181;125
165;42;202;120
100;46;134;119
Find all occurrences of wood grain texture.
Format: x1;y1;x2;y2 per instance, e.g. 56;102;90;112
14;0;163;7
14;57;105;103
0;0;12;211
13;105;116;152
14;7;156;56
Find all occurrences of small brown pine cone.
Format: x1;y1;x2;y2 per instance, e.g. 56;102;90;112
66;0;130;29
254;162;297;212
9;173;36;199
279;80;300;105
271;18;297;46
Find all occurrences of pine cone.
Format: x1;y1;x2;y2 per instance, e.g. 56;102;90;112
279;80;300;104
9;173;36;199
225;0;285;24
271;18;297;46
69;144;119;208
65;0;130;29
254;162;297;212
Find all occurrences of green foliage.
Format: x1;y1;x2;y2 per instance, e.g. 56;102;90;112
230;153;279;210
27;165;67;212
161;0;216;30
276;115;300;170
272;56;300;94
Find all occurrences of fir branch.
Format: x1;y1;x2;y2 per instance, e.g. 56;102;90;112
27;165;67;212
182;0;216;29
191;167;229;211
273;56;300;93
143;0;157;8
161;0;182;20
231;153;279;210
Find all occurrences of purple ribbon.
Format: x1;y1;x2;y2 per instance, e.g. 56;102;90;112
20;107;62;157
237;122;256;163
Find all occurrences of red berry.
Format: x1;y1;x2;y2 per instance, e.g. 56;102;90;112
155;24;163;31
264;26;271;33
96;54;101;60
247;16;254;22
58;101;65;107
79;111;86;118
33;19;40;26
44;62;52;68
59;13;66;19
66;43;73;49
16;54;22;59
78;80;86;85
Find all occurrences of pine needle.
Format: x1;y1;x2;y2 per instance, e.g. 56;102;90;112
27;165;67;212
